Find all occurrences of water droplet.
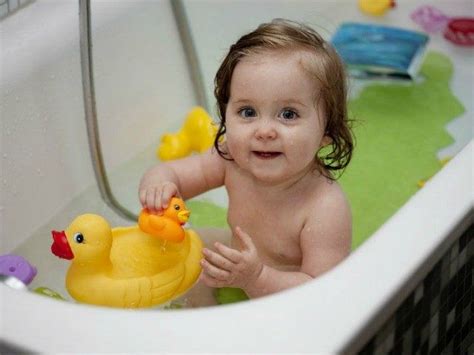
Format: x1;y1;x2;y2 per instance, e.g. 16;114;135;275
2;179;7;185
50;74;56;80
2;153;7;158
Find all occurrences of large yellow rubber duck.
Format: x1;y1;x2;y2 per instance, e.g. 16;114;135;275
358;0;396;16
157;106;217;161
51;203;202;308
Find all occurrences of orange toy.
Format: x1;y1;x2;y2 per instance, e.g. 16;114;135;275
138;197;190;243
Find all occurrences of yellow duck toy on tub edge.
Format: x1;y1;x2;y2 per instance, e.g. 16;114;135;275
157;106;217;161
51;197;203;308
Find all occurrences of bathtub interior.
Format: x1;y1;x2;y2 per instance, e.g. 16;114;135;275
1;0;473;352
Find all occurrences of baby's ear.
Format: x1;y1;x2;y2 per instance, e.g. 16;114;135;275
320;135;332;147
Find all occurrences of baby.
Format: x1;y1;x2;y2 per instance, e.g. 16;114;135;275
139;19;354;304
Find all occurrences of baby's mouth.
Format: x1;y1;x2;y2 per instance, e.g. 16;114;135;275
252;151;282;159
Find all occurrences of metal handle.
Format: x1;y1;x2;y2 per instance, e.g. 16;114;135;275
171;0;210;110
79;0;137;220
78;0;208;221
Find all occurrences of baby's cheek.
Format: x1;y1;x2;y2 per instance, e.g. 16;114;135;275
225;134;247;160
291;139;319;162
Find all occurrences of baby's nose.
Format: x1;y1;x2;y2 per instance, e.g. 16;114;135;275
255;120;277;140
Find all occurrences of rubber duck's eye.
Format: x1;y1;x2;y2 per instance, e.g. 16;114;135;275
74;233;85;243
174;204;180;211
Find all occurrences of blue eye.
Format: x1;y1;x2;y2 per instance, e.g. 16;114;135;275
280;109;298;120
238;107;256;119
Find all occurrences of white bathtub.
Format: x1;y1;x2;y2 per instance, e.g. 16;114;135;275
1;0;472;353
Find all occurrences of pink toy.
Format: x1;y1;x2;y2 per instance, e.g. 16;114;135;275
410;6;450;33
411;6;474;46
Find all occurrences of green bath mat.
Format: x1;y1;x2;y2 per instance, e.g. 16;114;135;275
188;51;464;251
340;51;464;249
187;199;228;228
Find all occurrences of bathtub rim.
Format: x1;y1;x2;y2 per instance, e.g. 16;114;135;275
1;141;472;353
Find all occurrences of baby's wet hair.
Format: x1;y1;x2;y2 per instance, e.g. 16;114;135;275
213;18;354;178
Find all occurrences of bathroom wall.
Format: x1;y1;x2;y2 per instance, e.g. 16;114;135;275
0;0;196;252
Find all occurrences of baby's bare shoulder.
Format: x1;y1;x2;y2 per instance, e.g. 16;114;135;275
300;181;352;277
299;179;352;276
303;178;352;244
308;178;349;212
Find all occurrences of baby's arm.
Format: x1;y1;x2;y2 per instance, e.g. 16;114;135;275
139;149;225;212
201;187;352;298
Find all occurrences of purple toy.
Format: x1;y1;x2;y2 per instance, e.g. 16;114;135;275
0;254;37;285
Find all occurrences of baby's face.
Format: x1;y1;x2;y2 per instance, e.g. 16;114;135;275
225;49;330;184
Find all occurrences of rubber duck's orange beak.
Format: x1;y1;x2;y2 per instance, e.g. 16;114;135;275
177;210;190;224
51;230;74;260
390;0;396;8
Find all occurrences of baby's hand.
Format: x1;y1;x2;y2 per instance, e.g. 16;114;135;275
139;182;179;213
200;227;263;290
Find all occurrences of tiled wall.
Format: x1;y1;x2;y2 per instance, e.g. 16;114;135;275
359;223;473;354
0;0;33;20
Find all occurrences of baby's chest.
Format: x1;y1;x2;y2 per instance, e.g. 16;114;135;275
228;202;304;267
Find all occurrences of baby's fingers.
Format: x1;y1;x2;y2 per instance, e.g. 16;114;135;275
234;226;255;251
199;273;227;288
161;183;179;209
200;259;230;281
203;248;235;272
214;242;242;264
141;189;158;213
139;182;179;213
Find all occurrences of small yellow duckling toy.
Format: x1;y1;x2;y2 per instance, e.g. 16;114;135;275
51;200;202;308
157;106;217;161
358;0;396;16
